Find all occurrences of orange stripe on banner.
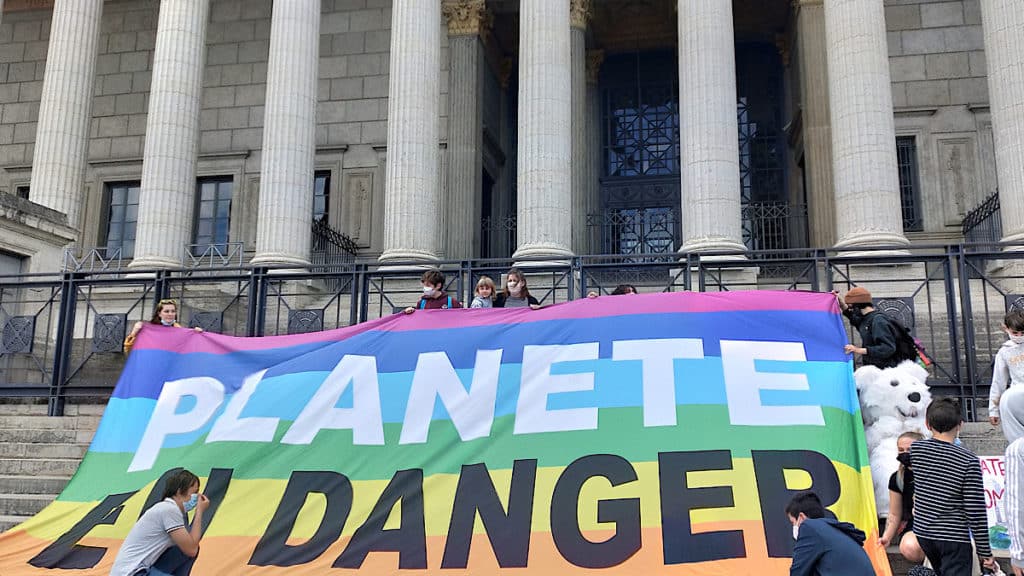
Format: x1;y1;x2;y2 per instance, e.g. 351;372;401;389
0;521;891;575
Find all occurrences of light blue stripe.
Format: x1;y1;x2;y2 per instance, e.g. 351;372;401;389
89;358;854;454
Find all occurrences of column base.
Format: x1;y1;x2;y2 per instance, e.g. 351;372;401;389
128;255;181;270
250;253;312;268
678;237;748;260
512;243;573;267
378;248;440;266
833;231;910;257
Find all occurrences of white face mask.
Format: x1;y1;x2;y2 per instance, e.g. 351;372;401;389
508;282;522;295
422;286;436;297
792;524;800;540
1010;333;1024;345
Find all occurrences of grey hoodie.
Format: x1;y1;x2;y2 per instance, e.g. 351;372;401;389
992;339;1024;412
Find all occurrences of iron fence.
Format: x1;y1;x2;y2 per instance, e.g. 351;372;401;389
5;244;1024;420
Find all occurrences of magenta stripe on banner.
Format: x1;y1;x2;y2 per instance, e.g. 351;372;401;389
131;290;839;354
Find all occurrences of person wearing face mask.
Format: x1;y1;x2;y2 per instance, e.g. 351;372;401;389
110;469;210;576
494;268;541;309
832;287;908;369
123;299;203;355
403;268;463;314
991;310;1024;436
786;491;875;576
879;432;926;565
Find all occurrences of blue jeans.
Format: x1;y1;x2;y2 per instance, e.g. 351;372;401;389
139;568;174;576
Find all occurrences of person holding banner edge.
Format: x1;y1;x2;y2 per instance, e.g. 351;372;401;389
786;491;875;575
109;469;209;576
123;299;203;355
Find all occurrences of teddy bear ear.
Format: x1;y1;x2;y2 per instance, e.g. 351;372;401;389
854;365;882;391
896;360;929;383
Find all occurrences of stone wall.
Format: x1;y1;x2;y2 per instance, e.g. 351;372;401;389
885;0;996;241
0;0;451;268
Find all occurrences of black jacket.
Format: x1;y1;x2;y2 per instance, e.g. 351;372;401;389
843;309;901;368
790;518;875;576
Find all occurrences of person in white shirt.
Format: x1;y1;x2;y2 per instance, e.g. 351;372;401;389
991;310;1024;439
110;469;209;576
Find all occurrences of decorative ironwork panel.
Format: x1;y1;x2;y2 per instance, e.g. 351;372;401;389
288;309;324;335
588;208;678;260
963;192;1001;245
189;311;223;334
1;316;35;354
876;297;916;334
741;202;809;252
92;314;127;353
1005;294;1024;314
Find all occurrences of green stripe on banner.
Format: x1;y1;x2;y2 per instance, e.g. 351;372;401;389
59;404;867;502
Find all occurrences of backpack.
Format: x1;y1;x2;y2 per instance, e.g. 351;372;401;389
882;314;932;367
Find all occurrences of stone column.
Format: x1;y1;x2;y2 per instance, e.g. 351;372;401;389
824;0;908;250
379;0;441;264
252;0;320;267
29;0;104;228
797;0;836;248
585;50;604;254
570;0;590;255
677;0;746;254
130;0;211;269
442;0;488;260
514;0;573;261
980;0;1024;244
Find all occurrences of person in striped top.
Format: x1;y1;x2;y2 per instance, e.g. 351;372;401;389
909;397;997;574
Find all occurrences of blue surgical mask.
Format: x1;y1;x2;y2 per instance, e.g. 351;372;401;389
954;436;963;447
183;493;198;513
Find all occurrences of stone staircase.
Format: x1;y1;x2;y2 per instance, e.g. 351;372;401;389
0;403;101;533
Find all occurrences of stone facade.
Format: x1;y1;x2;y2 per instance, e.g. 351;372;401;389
0;0;1013;273
885;0;996;241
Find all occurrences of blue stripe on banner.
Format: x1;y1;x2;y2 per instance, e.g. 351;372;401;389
89;358;855;454
113;310;849;401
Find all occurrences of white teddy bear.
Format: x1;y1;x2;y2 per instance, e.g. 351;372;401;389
854;360;932;517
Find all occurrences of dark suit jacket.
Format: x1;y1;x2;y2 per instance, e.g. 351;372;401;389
790;518;876;576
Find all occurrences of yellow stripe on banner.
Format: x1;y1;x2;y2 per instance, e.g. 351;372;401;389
18;459;878;542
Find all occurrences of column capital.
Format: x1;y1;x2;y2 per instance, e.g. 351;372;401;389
570;0;592;29
442;0;491;37
586;49;604;84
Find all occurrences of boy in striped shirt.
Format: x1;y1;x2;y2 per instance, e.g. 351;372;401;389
909;397;997;574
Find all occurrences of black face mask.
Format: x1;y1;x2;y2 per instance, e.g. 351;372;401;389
897;452;911;468
848;308;865;322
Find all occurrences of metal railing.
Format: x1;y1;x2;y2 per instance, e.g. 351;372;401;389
7;243;1024;419
963;192;1002;247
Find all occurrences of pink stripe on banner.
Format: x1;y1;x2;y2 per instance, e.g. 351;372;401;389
131;290;839;354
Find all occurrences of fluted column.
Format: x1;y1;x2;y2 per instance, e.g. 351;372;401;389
570;0;590;255
677;0;746;255
252;0;320;266
824;0;908;250
797;0;836;248
585;50;604;255
380;0;441;264
442;0;488;260
131;0;211;269
29;0;104;228
514;0;573;261
980;0;1024;244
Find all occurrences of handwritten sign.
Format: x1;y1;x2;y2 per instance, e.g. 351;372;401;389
980;455;1012;550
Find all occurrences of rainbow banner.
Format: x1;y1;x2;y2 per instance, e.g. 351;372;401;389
0;291;889;575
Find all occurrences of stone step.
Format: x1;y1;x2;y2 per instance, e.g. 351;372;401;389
960;421;1008;456
0;475;71;495
0;493;56;517
0;414;101;430
0;403;49;415
0;442;88;459
0;458;81;477
0;428;80;444
0;514;28;533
